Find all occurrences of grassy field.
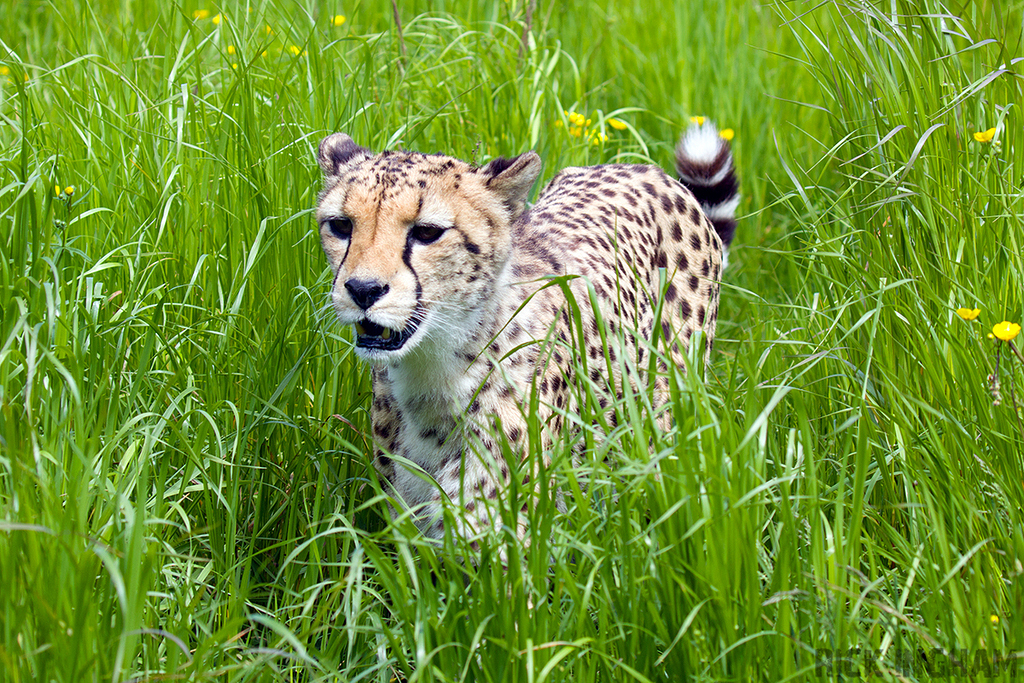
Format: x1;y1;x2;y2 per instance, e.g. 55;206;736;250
2;0;1023;680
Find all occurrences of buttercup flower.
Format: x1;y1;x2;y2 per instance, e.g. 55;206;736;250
719;128;735;141
54;184;61;195
332;15;346;26
973;128;996;143
560;109;618;145
991;615;1000;624
564;111;587;138
288;45;305;56
211;13;222;25
64;186;75;196
992;321;1021;342
192;9;210;20
227;45;236;55
690;115;706;125
956;307;981;321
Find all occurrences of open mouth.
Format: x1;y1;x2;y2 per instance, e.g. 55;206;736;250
354;318;418;351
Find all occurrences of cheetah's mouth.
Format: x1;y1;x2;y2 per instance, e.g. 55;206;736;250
354;318;419;351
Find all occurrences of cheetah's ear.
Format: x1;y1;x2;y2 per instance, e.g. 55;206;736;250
480;151;542;219
318;133;372;177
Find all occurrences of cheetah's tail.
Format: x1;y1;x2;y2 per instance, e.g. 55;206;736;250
674;120;740;268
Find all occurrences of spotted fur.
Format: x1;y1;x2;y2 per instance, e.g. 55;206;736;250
316;121;738;539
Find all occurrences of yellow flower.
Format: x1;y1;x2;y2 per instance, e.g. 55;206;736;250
956;307;980;321
973;127;996;143
265;25;274;35
211;13;222;25
554;119;563;128
288;45;302;56
690;115;706;125
331;15;346;26
64;186;75;196
992;321;1021;342
192;9;210;20
54;184;61;195
608;118;627;130
227;45;236;55
0;66;9;76
719;128;735;141
231;63;239;69
990;614;1000;624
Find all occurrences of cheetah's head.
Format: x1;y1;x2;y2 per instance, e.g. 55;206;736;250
315;133;541;362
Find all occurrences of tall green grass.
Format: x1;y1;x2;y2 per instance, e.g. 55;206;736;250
1;0;1022;680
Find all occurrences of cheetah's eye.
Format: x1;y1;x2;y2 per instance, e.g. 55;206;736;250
411;223;446;244
325;217;353;239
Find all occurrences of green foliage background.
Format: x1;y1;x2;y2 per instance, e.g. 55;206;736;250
1;0;1023;680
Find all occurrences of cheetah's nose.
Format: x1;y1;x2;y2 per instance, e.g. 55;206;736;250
345;278;389;310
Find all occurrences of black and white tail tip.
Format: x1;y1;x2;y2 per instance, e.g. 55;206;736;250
675;119;740;269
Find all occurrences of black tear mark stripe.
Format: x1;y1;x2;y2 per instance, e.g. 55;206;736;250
333;186;354;274
332;235;352;291
402;227;423;313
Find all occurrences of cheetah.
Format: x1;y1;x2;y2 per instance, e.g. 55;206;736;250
316;120;738;539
